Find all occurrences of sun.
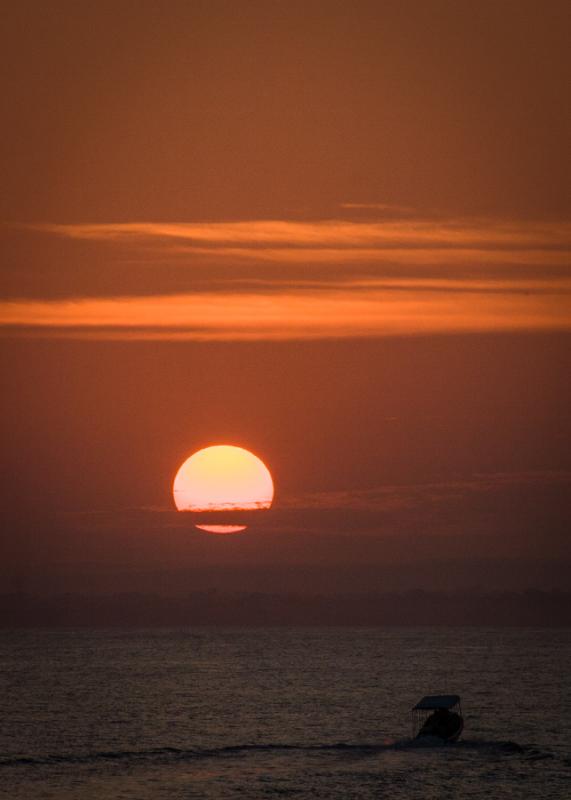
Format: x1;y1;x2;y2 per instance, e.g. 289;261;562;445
173;445;274;533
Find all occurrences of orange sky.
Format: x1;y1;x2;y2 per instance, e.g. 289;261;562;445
1;1;569;597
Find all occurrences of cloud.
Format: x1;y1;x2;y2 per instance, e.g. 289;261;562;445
280;470;571;511
61;469;571;521
3;216;569;339
0;282;567;340
339;202;416;214
29;217;571;250
162;246;569;270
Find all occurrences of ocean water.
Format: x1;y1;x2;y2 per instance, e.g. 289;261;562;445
0;628;569;799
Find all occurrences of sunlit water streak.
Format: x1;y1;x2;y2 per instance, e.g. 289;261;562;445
0;628;568;799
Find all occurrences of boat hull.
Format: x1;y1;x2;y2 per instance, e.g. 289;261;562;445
416;716;463;743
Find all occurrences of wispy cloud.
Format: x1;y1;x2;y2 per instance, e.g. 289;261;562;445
280;470;571;511
165;246;569;268
1;282;567;340
31;218;571;250
3;216;570;339
339;202;416;214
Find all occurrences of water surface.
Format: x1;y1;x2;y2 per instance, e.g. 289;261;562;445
0;628;568;798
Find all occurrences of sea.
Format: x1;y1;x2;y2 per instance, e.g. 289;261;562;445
0;628;569;799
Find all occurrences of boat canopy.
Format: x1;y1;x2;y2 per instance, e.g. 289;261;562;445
412;694;461;711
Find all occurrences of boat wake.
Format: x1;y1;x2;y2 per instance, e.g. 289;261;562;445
0;739;553;769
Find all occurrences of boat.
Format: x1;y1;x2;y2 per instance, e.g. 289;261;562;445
411;694;464;742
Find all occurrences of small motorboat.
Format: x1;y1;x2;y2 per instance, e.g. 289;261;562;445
412;694;464;743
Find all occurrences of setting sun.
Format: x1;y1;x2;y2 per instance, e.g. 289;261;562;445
173;445;274;532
